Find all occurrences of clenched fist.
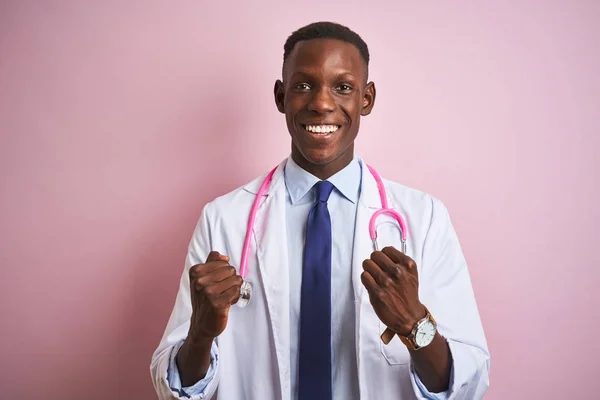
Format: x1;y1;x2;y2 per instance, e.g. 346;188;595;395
361;246;426;337
177;251;243;385
188;251;243;341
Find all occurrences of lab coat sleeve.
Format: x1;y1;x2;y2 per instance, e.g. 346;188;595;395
166;339;219;398
413;368;451;399
409;197;490;400
150;203;220;400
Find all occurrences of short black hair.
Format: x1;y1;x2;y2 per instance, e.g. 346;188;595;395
283;21;370;76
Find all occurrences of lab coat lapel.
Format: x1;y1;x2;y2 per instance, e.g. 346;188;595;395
351;159;385;399
351;159;383;307
247;160;291;400
351;160;381;313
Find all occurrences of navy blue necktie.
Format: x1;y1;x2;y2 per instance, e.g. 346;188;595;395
299;180;335;400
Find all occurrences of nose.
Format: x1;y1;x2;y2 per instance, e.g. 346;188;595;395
307;87;336;113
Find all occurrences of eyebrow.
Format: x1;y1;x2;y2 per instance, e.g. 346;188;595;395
289;70;358;80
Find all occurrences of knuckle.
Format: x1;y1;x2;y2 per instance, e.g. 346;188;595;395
389;265;402;278
373;286;386;299
194;277;203;287
194;278;208;291
204;285;218;296
226;266;237;276
382;277;394;288
382;246;396;257
406;259;417;270
189;264;200;277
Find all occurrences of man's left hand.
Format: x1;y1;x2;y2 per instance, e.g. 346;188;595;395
361;246;426;336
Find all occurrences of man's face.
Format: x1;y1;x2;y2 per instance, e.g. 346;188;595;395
275;38;375;174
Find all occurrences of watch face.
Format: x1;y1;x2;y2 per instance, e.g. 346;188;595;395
415;320;436;348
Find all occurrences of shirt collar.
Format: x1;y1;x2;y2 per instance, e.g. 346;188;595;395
284;156;361;205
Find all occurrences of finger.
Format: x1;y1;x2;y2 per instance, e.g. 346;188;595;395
381;246;408;263
370;251;402;279
191;260;231;278
204;274;243;297
362;258;388;286
217;284;243;307
360;270;379;292
382;246;417;273
205;251;230;263
195;265;237;287
361;272;387;307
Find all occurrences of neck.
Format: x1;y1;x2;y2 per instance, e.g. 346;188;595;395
291;145;354;180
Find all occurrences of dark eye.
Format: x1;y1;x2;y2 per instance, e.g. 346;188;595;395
293;83;311;91
336;84;353;92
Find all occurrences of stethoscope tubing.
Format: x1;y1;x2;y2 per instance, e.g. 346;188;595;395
236;163;407;307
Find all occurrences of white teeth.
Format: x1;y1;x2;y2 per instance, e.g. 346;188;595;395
305;125;339;133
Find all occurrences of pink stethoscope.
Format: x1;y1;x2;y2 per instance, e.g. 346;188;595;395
236;164;407;307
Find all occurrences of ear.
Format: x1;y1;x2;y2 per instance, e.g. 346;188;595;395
274;80;285;114
361;81;376;116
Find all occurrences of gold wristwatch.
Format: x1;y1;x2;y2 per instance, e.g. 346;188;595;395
381;306;437;350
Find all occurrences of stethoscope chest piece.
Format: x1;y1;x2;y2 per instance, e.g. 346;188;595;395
237;280;252;308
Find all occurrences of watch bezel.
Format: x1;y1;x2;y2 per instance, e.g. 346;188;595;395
413;318;436;348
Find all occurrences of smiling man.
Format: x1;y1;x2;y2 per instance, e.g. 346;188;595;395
151;22;490;400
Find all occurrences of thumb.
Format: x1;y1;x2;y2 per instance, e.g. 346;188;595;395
205;251;230;263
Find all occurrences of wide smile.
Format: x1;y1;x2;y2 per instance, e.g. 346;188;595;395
301;124;342;139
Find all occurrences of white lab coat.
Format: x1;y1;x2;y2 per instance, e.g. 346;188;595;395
151;158;490;400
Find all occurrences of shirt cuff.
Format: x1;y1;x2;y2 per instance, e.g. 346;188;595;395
167;339;218;398
411;361;452;400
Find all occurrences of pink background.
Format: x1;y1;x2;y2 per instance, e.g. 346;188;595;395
1;1;599;399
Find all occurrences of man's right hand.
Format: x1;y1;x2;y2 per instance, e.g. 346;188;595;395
176;251;242;386
188;251;243;342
